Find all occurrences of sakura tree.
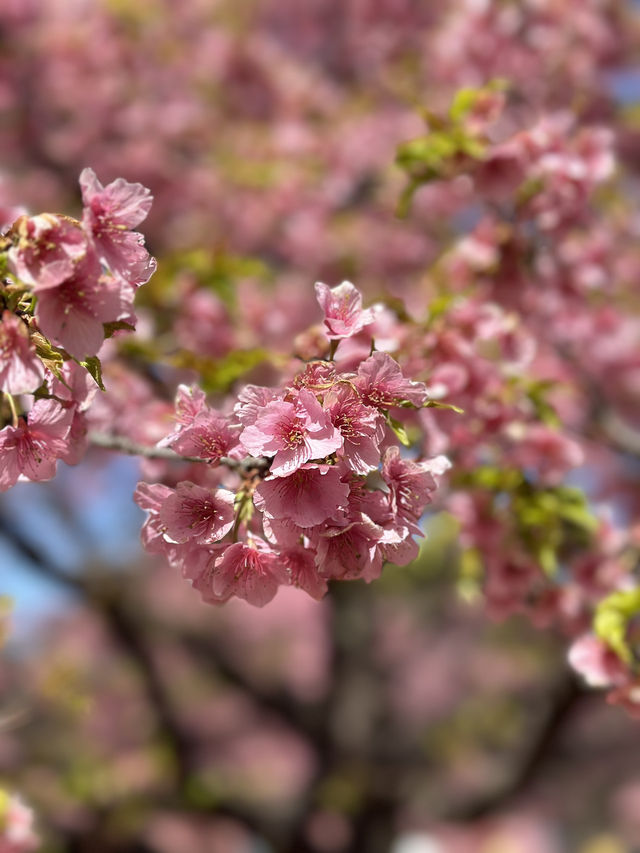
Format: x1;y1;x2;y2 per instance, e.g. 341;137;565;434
0;0;639;850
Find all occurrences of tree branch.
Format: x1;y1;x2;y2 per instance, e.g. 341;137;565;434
88;431;271;475
446;671;584;822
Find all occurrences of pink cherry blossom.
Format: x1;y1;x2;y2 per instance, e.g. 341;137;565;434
382;447;451;533
341;471;423;567
314;514;385;583
45;359;98;466
157;384;208;448
233;384;279;427
0;311;44;394
182;545;232;604
568;634;628;688
261;515;309;552
134;482;177;555
0;399;72;490
314;280;379;340
7;213;87;289
508;423;584;485
0;793;38;853
157;482;235;545
47;359;99;413
209;539;287;607
34;250;123;358
291;361;337;393
174;384;207;425
381;534;420;568
280;546;328;600
355;351;429;409
80;167;156;285
240;389;342;476
167;410;241;463
323;382;385;474
254;463;349;527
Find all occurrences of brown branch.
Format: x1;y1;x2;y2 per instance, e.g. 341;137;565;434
88;431;271;475
597;410;640;459
446;671;585;822
174;628;325;739
554;343;640;462
0;508;315;849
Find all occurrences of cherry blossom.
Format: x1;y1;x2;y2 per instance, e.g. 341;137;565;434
0;399;72;491
80;167;156;285
355;352;429;409
34;250;123;358
314;280;379;340
254;464;350;528
323;382;385;474
7;214;87;290
209;539;288;607
157;482;235;545
0;792;38;853
166;410;242;464
240;389;342;476
0;312;44;395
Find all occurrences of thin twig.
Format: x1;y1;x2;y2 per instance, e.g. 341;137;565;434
88;431;271;475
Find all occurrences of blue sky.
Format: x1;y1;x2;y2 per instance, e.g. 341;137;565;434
0;454;146;638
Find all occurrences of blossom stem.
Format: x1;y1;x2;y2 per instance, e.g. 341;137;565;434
231;509;243;544
4;393;19;428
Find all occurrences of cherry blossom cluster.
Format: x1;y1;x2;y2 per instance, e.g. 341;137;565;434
135;282;450;606
394;71;640;712
0;791;38;853
0;0;636;719
0;170;155;491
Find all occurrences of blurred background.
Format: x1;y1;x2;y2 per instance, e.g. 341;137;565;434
2;1;640;851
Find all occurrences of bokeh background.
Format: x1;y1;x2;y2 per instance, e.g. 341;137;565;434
2;1;640;851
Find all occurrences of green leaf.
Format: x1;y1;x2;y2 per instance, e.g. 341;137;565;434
395;126;486;215
423;399;464;414
426;292;456;322
459;465;523;492
594;588;640;664
458;547;484;602
0;788;9;827
386;414;411;447
144;248;272;309
103;319;136;338
536;543;557;578
448;79;509;122
234;489;254;526
449;88;481;122
80;356;105;391
556;502;599;533
172;348;274;393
